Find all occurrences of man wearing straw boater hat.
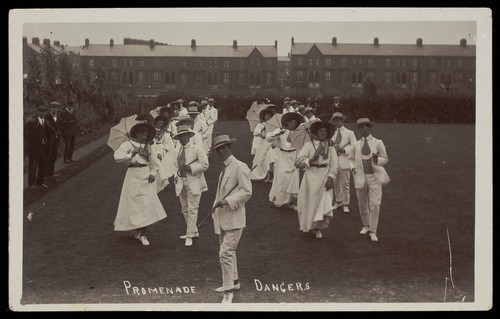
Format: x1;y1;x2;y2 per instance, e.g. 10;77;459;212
348;118;389;242
173;115;203;148
330;112;357;214
187;102;209;154
205;97;219;152
172;125;209;247
211;135;252;303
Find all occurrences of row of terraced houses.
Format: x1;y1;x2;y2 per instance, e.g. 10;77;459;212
23;36;476;97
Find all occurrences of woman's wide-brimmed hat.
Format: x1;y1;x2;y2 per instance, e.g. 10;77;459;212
135;113;154;124
281;112;305;128
130;123;156;143
154;115;169;129
212;135;237;150
356;117;374;127
175;115;194;127
172;125;195;140
259;108;274;121
310;121;335;140
265;104;280;114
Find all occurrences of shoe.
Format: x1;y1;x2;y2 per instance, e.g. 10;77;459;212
333;202;342;210
41;184;48;189
179;232;199;239
64;160;71;164
369;232;379;242
134;231;141;240
221;291;233;303
185;238;193;247
360;227;369;235
315;230;323;239
139;236;150;246
288;204;298;211
215;283;241;293
343;206;350;214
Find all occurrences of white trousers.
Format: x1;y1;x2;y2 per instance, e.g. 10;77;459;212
179;186;201;237
334;168;351;205
219;228;243;291
355;174;382;233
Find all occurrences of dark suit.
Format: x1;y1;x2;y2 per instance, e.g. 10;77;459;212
45;113;63;175
329;102;344;116
24;118;50;186
60;108;79;161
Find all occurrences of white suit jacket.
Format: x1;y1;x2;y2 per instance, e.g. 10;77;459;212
331;126;357;170
193;118;209;140
348;135;389;189
213;155;252;234
203;106;218;134
173;142;209;196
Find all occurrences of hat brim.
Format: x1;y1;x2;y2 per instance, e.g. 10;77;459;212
130;123;156;143
357;121;374;127
173;131;195;140
212;138;237;150
281;112;305;128
310;122;335;140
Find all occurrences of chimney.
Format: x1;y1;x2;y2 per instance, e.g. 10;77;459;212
32;37;40;46
275;40;277;49
291;37;294;45
61;44;65;50
233;40;237;48
460;39;467;47
110;39;114;47
54;40;60;47
149;39;155;48
332;37;337;46
191;39;196;48
416;38;423;47
85;38;89;47
123;37;130;45
43;38;50;47
23;37;28;46
373;37;379;47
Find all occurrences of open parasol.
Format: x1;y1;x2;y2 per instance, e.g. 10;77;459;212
107;114;142;151
265;104;281;114
288;118;320;151
246;101;268;132
264;113;283;134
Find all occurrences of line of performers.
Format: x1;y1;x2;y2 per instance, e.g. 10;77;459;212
249;104;390;242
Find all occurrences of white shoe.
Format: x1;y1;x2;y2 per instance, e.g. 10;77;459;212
215;283;241;293
343;206;350;214
185;238;193;247
333;202;342;210
369;233;378;242
179;232;199;239
221;291;233;303
315;230;323;239
360;227;369;235
134;232;141;240
139;236;150;246
288;204;298;211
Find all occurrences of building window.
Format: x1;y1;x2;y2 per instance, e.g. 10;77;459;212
384;71;391;83
240;60;245;69
213;73;218;84
154;60;160;68
249;74;255;85
256;60;261;68
181;61;187;69
325;71;331;81
153;72;161;82
341;72;347;82
224;61;230;69
139;60;145;67
357;72;363;84
440;72;446;84
341;58;347;67
412;59;418;68
395;72;401;84
385;59;391;67
130;60;133;67
396;60;400;68
111;72;117;82
456;72;464;81
447;59;452;68
298;58;302;66
430;72;436;83
171;60;176;68
446;73;452;83
123;72;127;84
112;59;117;68
316;58;320;66
314;71;320;83
297;71;304;81
223;73;230;83
267;60;272;68
171;72;176;83
196;60;202;68
358;58;363;66
207;73;212;85
195;73;202;83
123;59;127;67
412;72;418;83
309;58;313;66
266;73;272;85
308;71;314;83
138;72;145;83
181;74;187;84
368;59;373;68
214;61;218;69
351;72;357;84
457;59;463;68
326;59;331;66
256;74;261;85
402;60;406;67
366;71;374;81
401;72;408;85
430;59;435;68
165;72;170;84
239;73;245;85
89;59;94;68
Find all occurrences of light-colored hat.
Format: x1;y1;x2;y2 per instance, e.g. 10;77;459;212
208;98;215;103
331;112;344;120
304;106;313;113
176;99;185;103
173;125;195;140
290;100;298;105
297;105;306;111
334;96;340;100
284;97;290;101
49;101;60;108
188;106;199;114
188;101;199;107
175;115;194;126
356;117;374;127
212;135;237;150
200;100;208;106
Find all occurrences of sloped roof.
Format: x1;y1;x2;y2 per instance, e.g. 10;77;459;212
72;44;277;58
292;42;476;57
26;43;70;55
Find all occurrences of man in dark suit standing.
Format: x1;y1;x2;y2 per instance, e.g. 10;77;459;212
60;101;79;163
45;101;63;177
25;102;50;189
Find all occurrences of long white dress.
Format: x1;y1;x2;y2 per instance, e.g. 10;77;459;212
151;131;176;192
296;140;338;232
251;122;265;155
250;124;272;181
113;140;167;231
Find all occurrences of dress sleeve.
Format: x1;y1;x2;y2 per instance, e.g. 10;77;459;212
114;141;133;163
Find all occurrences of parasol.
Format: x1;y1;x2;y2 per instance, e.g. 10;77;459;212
107;114;142;151
288;118;320;151
264;113;283;134
265;104;281;114
246;101;268;132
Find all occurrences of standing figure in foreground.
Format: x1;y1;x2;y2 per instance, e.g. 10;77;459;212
24;102;50;189
113;123;167;246
204;98;219;153
173;125;209;247
151;115;176;192
348;118;389;242
330;112;357;213
60;101;79;163
45;101;63;178
296;121;338;239
211;135;252;303
250;108;274;182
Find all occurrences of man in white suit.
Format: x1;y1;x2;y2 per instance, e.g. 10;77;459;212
348;118;389;242
173;125;209;247
204;98;219;152
331;112;357;213
211;135;252;303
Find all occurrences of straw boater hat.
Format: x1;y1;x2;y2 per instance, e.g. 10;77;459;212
284;97;290;102
356;117;374;127
187;106;200;115
212;135;237;150
208;98;215;103
281;112;305;127
304;106;313;114
175;115;194;127
200;100;208;107
130;123;156;143
259;108;274;121
173;125;195;140
176;99;185;104
154;115;169;129
310;121;335;140
331;112;344;121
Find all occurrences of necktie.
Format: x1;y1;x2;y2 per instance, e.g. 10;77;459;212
178;147;186;177
40;118;44;126
335;130;342;145
362;138;371;156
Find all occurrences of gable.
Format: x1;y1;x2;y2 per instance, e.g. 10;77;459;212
248;47;264;59
306;44;322;57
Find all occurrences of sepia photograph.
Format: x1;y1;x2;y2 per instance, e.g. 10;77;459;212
9;8;492;311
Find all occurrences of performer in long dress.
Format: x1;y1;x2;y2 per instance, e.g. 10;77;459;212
204;97;219;153
250;108;274;182
151;115;176;192
296;121;338;239
113;123;167;246
267;112;304;210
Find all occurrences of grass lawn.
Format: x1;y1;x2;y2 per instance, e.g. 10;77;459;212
20;121;475;306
